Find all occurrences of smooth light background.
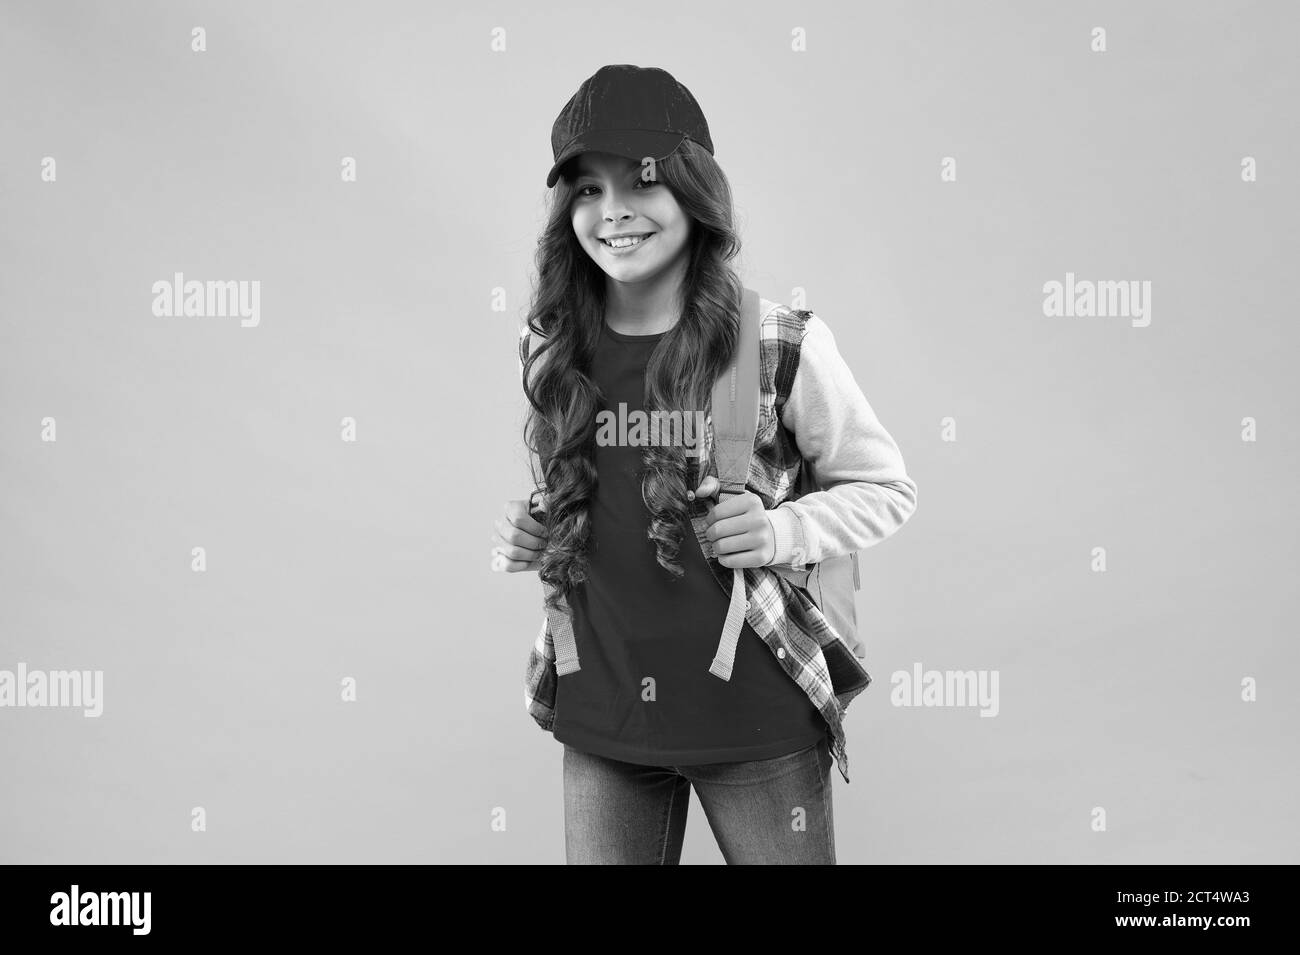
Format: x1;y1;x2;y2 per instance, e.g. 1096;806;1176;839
1;0;1296;864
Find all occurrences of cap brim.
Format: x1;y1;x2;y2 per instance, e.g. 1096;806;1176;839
546;130;687;188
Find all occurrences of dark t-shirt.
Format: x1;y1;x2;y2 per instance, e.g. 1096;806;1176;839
551;321;828;765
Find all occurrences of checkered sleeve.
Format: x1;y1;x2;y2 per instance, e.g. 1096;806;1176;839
523;613;557;730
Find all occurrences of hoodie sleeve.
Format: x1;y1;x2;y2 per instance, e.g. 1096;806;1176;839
762;312;918;570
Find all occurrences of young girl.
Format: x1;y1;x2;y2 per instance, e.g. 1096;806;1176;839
492;64;918;864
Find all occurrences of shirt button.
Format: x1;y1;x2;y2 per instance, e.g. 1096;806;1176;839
777;647;786;660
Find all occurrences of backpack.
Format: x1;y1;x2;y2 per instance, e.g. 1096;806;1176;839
523;288;866;663
710;288;866;659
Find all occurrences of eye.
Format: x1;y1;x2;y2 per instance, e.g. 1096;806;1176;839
576;179;658;197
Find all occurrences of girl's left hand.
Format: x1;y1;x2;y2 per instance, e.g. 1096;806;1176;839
690;474;776;568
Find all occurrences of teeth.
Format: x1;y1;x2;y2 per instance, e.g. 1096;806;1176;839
603;234;649;248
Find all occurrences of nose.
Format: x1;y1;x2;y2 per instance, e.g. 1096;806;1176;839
602;190;633;225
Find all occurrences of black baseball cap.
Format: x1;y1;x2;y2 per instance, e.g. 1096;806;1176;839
546;64;714;188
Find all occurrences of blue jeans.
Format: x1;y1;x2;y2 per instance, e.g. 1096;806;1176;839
562;735;836;864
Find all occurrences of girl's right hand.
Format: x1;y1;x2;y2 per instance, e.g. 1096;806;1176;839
490;499;549;573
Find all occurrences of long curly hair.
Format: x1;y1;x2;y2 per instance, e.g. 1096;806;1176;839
521;138;745;614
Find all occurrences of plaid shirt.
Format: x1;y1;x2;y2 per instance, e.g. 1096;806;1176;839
518;298;910;784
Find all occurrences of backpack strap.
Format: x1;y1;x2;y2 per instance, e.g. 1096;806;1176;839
706;287;761;681
709;288;762;497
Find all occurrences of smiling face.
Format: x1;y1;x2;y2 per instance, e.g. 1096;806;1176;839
569;151;692;289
